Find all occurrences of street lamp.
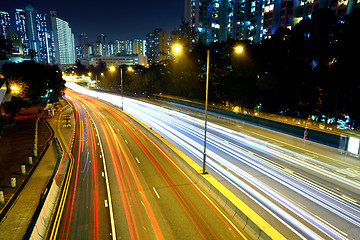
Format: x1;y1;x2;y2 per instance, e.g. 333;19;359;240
110;66;123;110
89;72;101;88
10;84;20;95
235;45;244;53
172;44;244;174
173;45;181;54
110;66;133;111
202;49;210;174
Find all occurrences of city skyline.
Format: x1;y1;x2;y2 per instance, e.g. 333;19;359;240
1;0;184;41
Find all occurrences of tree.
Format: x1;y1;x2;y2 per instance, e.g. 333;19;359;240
170;20;198;49
2;61;65;104
5;96;32;118
335;9;360;127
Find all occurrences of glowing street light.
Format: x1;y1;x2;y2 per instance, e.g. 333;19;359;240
109;66;132;110
173;44;182;54
235;45;244;53
10;85;20;95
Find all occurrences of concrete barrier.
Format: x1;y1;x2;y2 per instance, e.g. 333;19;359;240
0;191;4;204
29;179;59;240
11;178;16;188
21;165;26;175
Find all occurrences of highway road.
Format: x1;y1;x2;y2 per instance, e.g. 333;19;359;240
66;83;360;240
51;89;246;240
122;98;360;240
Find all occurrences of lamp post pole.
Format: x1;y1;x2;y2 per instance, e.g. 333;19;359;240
121;68;123;110
202;50;210;174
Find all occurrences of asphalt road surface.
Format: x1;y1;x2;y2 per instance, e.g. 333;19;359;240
51;89;246;240
67;83;360;239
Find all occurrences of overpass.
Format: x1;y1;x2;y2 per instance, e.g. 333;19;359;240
62;75;96;87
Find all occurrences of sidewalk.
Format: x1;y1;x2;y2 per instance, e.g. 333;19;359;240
0;100;73;240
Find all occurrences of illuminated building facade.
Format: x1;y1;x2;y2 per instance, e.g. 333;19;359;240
97;34;108;56
14;9;27;53
186;0;250;43
115;40;133;55
146;28;168;65
80;55;147;68
133;39;146;55
75;33;89;60
7;28;23;55
0;11;11;39
50;11;75;67
36;12;51;63
186;0;360;43
14;6;52;63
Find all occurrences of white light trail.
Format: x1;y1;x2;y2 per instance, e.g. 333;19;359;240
67;83;360;240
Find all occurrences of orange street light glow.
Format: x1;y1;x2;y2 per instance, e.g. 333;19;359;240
173;45;181;53
10;85;20;94
235;46;244;53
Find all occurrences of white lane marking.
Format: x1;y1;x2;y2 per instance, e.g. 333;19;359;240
88;114;117;240
153;187;160;198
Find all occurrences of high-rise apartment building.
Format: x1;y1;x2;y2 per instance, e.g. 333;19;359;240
185;0;249;44
15;9;28;55
36;12;51;63
75;33;89;60
146;28;168;65
115;40;133;55
186;0;359;43
14;6;52;63
107;41;116;56
133;39;146;55
97;34;108;56
7;28;23;55
16;6;40;61
92;41;104;56
50;11;75;67
0;11;11;39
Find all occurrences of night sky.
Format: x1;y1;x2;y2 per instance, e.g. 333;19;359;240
1;0;185;42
